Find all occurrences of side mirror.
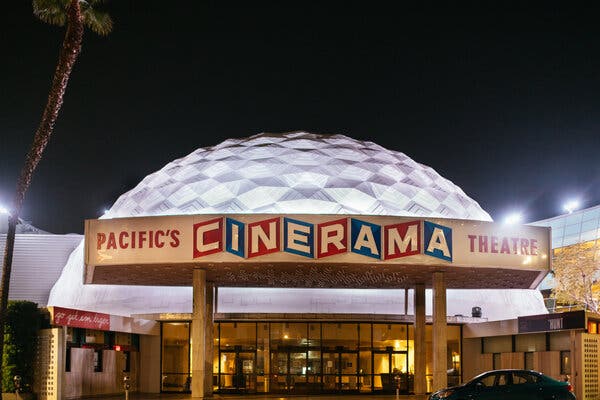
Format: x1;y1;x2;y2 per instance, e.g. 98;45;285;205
474;381;484;390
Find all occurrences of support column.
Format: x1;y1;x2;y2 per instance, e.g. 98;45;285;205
204;283;214;397
432;272;447;392
192;269;206;398
413;283;426;395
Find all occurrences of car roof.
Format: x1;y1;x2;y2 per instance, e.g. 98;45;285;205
473;370;543;379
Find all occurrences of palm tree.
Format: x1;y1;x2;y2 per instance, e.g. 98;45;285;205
0;0;111;390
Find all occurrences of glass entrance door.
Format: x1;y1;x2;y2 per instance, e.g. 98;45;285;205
270;347;309;394
373;349;410;393
161;322;191;392
219;347;256;393
323;350;359;393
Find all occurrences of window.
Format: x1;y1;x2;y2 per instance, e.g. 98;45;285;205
515;333;545;352
93;349;103;372
588;321;598;334
478;374;496;387
560;351;571;375
65;346;72;372
496;373;509;386
512;371;539;384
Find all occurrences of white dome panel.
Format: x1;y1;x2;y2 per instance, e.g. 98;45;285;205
107;132;491;220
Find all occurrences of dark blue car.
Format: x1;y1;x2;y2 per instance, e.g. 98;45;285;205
429;369;576;400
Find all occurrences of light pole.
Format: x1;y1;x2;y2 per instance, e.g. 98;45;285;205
123;375;130;400
13;375;22;396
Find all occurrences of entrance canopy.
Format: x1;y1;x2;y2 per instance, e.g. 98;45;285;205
85;214;550;289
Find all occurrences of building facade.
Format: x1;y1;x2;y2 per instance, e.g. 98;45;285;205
1;133;570;399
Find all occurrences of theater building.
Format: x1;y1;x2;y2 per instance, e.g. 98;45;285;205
3;132;560;399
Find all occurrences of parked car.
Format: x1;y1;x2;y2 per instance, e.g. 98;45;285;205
429;369;575;400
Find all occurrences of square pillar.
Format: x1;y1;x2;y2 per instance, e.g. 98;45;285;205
432;271;447;392
413;283;426;395
192;269;206;398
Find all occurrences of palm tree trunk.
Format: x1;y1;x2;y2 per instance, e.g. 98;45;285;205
0;0;83;391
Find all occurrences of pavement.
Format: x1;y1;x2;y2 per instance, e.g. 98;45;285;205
75;393;430;400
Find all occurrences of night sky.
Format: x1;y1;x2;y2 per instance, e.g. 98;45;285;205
2;1;600;234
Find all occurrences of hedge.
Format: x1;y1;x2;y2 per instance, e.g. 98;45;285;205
2;301;41;393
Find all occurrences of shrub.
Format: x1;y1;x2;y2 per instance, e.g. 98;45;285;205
2;301;41;392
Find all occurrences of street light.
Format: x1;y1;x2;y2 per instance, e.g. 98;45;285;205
563;200;580;214
503;212;523;225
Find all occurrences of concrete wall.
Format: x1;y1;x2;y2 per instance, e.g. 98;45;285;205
63;349;138;399
462;337;491;381
139;335;161;393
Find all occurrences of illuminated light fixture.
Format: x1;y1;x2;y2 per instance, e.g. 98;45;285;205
0;206;9;215
283;334;289;339
503;213;523;225
563;200;580;214
114;345;122;351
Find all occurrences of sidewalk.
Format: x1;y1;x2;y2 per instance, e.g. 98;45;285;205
76;393;429;400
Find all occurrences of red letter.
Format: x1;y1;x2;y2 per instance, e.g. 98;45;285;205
491;236;498;253
530;239;538;255
468;235;476;252
170;230;180;247
119;231;129;249
511;238;519;254
317;218;348;258
520;238;530;255
500;238;510;254
478;235;488;253
384;221;420;260
97;233;106;250
107;232;117;250
155;230;165;248
139;231;147;248
193;218;223;258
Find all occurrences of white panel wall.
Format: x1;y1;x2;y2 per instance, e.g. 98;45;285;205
0;234;82;306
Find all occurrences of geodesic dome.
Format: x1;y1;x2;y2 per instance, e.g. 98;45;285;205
46;132;549;319
105;132;492;221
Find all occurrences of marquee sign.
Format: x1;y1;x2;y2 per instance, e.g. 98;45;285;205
85;214;550;271
518;310;586;333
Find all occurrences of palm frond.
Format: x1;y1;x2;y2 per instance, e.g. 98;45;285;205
32;0;70;27
33;0;113;36
81;6;113;36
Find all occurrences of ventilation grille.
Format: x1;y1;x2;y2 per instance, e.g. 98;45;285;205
582;334;599;399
